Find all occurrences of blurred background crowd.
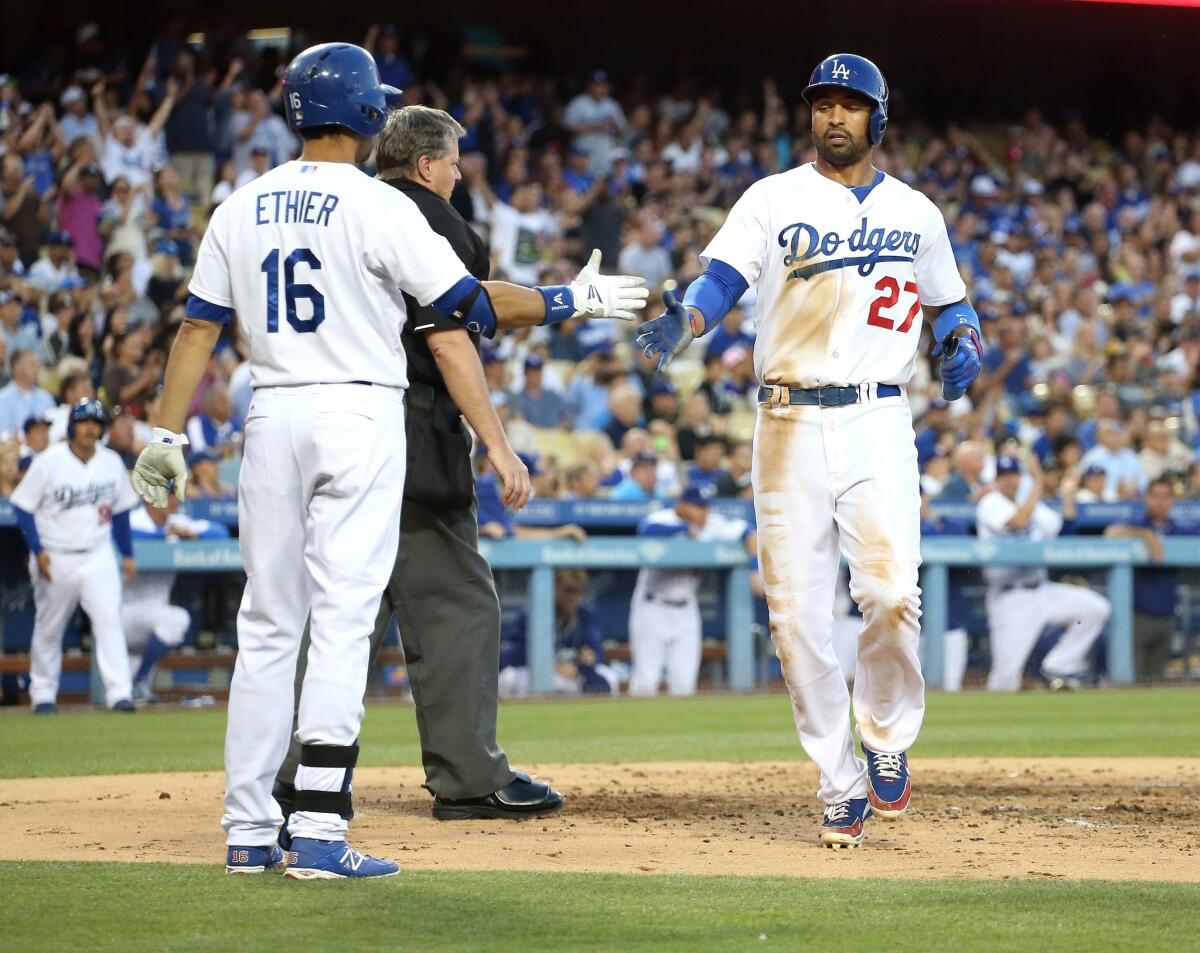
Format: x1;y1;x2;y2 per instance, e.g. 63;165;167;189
3;22;1200;518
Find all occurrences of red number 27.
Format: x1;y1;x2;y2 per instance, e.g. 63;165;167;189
866;277;921;332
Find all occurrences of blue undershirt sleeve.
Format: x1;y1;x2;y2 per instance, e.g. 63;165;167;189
14;506;42;555
111;510;134;558
682;259;749;335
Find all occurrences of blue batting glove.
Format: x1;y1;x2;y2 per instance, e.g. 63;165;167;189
939;329;982;400
635;289;695;373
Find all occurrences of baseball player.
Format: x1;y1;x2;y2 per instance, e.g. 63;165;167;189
130;43;646;880
977;455;1111;691
10;398;139;714
628;484;756;696
636;54;983;847
124;497;228;704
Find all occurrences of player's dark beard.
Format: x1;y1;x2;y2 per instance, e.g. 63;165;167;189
815;129;870;168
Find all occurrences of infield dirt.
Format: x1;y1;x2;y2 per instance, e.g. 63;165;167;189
2;758;1197;881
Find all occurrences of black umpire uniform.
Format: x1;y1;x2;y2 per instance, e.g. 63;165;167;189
273;176;562;820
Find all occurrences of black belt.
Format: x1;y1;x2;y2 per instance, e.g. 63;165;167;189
646;594;689;608
758;383;901;407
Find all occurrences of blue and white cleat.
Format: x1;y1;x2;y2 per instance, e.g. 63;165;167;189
226;844;287;874
33;702;58;715
283;838;400;880
863;747;912;819
819;797;872;848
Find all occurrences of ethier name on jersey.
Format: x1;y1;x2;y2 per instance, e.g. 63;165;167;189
254;189;340;227
779;217;922;281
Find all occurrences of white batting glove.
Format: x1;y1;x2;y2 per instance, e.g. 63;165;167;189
131;428;190;507
568;249;650;321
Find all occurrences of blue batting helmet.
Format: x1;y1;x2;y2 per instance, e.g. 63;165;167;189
282;43;403;138
67;397;107;438
802;53;889;146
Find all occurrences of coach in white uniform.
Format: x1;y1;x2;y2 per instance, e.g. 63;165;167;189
130;43;647;879
628;484;755;696
11;398;139;713
977;455;1111;691
636;54;984;847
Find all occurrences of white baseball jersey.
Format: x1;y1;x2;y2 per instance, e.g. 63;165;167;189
976;490;1064;589
10;442;139;553
702;163;966;388
188;160;474;389
635;509;751;602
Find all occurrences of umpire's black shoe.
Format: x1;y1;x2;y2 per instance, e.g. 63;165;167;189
432;771;564;821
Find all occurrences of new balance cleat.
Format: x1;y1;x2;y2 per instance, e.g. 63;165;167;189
283;838;400;880
819;798;871;848
864;747;911;819
226;844;287;874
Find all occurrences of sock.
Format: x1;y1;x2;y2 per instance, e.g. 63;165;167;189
133;634;172;684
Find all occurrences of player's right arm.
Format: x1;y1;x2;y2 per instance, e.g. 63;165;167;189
636;182;768;371
9;457;51;579
132;205;235;506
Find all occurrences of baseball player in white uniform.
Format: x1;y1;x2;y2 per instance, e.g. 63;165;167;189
628;484;756;696
637;54;983;847
977;456;1111;691
10;398;139;714
123;497;227;703
130;43;646;880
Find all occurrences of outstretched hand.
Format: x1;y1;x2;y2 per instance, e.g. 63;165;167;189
635;289;695;373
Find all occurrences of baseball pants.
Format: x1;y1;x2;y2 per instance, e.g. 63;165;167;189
28;547;132;708
753;391;925;806
123;601;190;651
985;582;1111;691
221;383;405;846
627;589;702;696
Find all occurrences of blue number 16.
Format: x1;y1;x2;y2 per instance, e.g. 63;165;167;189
261;247;325;333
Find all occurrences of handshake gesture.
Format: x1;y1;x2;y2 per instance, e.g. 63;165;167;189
567;249;649;321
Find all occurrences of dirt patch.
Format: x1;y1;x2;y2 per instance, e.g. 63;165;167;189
1;759;1198;881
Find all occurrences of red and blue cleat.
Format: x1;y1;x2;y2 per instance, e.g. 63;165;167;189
819;797;872;848
863;747;912;819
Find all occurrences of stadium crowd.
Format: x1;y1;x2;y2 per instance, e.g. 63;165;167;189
2;22;1199;691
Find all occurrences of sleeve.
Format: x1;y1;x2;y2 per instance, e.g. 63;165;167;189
913;201;967;307
410;216;478;334
563;96;587;129
113;463;141;514
110;510;134;558
187;203;234;318
700;180;769;287
8;455;45;512
1034;502;1064;538
13;506;42;554
185;416;207;452
975;494;1011;536
365;191;472;307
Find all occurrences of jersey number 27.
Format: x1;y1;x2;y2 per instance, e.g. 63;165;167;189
261;248;324;333
866;277;920;333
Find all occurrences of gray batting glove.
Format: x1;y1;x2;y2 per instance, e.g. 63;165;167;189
132;428;190;507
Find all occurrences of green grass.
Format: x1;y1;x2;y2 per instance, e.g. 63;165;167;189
0;862;1195;953
1;688;1197;779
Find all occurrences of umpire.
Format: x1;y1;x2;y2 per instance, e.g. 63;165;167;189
273;106;562;822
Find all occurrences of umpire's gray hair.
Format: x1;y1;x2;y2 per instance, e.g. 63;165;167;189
375;106;466;179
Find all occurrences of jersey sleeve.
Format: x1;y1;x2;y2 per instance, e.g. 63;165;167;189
1033;501;1064;538
367;190;472;306
8;455;45;511
913;201;967;307
187;202;234;312
699;181;769;287
975;493;1012;536
114;462;141;514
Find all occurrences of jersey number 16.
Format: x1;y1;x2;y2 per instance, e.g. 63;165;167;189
261;248;325;333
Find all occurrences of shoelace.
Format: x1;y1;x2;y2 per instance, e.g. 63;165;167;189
823;802;851;824
871;752;906;782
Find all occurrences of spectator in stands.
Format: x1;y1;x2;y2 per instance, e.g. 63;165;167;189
105;407;141;469
1105;477;1185;682
97;83;177;190
498;568;619;697
603;381;644;448
230;89;295;173
161;51;215;204
914;397;950;466
186;450;235;500
1139;419;1191;481
1073;463;1109;503
0;350;53;436
58;84;101;151
476;456;587;542
235;146;271;188
564;70;626;175
103;332;162;414
675;391;716;462
514;354;566;427
365;23;413;91
0;438;21;495
1;294;40;369
0;233;25;279
99;177;151;264
20;416;50;462
715;440;753;499
696;351;734;415
564;461;604;500
1078;419;1148;500
687;434;730;494
185;386;239;457
564;344;622;430
618;217;673;291
1;154;48;268
27;231;81;293
56;160;105;277
46;370;94;443
610;450;661;501
151;164;196;264
644;378;680;427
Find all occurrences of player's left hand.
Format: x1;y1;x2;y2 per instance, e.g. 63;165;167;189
568;249;649;321
635;289;695;373
132;428;190;507
939;328;982;400
121;557;137;585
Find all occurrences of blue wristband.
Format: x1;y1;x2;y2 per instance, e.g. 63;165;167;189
537;285;576;325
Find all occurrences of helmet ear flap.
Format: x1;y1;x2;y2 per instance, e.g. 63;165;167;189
871;111;887;146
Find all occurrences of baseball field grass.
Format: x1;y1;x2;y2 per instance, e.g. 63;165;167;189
2;688;1198;952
